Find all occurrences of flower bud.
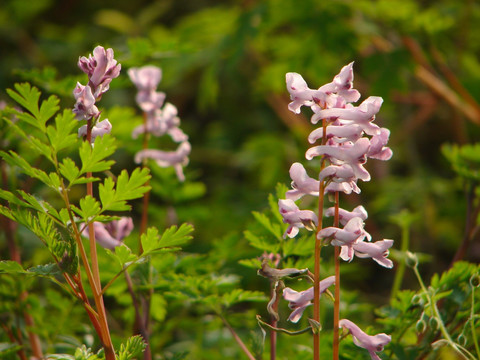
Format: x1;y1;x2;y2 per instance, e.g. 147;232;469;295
457;333;467;347
415;318;426;333
428;317;439;331
469;273;480;288
411;294;424;306
308;319;322;334
405;251;418;268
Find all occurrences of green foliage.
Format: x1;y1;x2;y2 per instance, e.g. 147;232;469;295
378;261;480;359
99;168;151;212
443;143;480;181
117;336;147;360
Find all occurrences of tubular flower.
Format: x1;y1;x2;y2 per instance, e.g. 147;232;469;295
73;83;99;120
278;199;318;238
135;141;191;182
81;217;133;250
283;276;335;323
340;239;394;268
339;319;391;360
78;46;121;98
285;162;320;201
78;119;112;142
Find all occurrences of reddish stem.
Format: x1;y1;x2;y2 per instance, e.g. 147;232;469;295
332;192;340;360
313;118;328;360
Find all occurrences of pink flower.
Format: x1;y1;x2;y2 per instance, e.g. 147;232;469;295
308;124;364;144
306;138;371;181
318;62;361;103
81;217;134;250
285;72;318;114
73;83;99;120
285;162;319;201
339;319;391;360
283;276;335;323
128;65;162;92
340;239;394;268
319;164;360;194
278;199;318;238
78;119;112;143
367;128;393;161
311;96;382;134
78;46;121;98
325;205;368;226
317;217;370;260
135;141;191;181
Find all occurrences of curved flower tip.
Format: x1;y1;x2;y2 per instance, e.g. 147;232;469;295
81;217;134;250
78;119;112;143
128;65;162;92
78;46;121;97
352;239;394;268
339;319;391;360
134;141;191;181
368;128;392;160
73;83;99;120
278;199;318;238
285;162;319;201
286;72;317;114
325;205;368;225
283;275;335;323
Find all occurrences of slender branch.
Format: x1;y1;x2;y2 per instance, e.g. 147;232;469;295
469;284;480;359
269;280;280;360
1;323;28;360
413;265;473;359
84;120;116;360
137;111;153;360
313;118;328;360
257;315;312;335
391;215;411;299
219;314;256;360
332;192;340;360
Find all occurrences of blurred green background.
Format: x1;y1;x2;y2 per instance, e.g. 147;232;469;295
1;0;480;358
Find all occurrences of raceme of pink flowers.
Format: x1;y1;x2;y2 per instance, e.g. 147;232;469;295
128;65;190;182
73;46;120;142
278;62;393;359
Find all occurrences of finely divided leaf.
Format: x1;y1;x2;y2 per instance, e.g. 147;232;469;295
6;83;59;130
99;168;151;212
79;135;116;174
117;335;147;360
46;109;78;152
73;196;101;222
141;224;193;255
0;150;51;185
252;211;283;240
158;223;193;248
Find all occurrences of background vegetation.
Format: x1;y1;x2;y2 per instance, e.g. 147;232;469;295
1;0;480;359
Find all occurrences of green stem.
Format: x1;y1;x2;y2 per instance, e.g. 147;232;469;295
470;285;480;359
391;220;410;300
413;265;472;359
219;314;256;360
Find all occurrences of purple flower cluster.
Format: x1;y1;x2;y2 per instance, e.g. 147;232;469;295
278;63;393;359
128;66;190;181
73;46;121;142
